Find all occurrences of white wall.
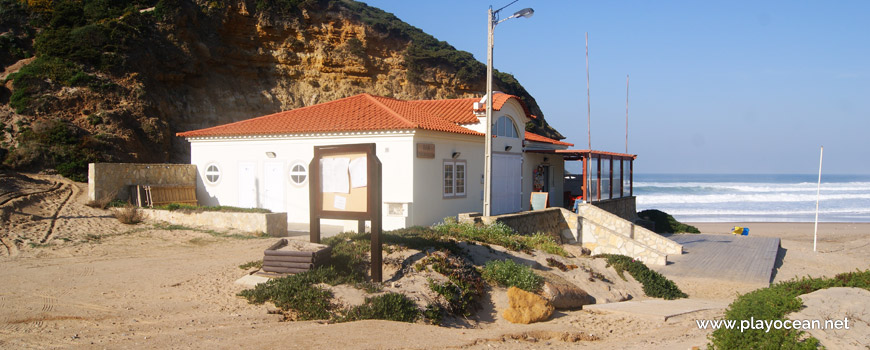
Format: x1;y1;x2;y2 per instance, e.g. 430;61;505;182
411;131;486;227
188;132;415;231
522;152;567;210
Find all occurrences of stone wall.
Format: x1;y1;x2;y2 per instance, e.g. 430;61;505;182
140;209;287;237
591;196;638;222
576;215;667;266
458;209;575;244
88;163;197;202
458;204;681;266
576;204;683;255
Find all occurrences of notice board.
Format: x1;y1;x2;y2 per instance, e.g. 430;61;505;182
319;153;369;212
309;143;383;281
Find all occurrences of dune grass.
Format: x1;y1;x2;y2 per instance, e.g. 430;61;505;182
480;259;543;292
709;269;870;349
595;254;687;300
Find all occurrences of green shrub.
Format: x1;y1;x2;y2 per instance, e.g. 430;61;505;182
596;254;686;300
55;159;88;181
86;113;103;125
254;0;322;16
0;32;33;67
423;303;445;325
238;260;262;270
336;293;418;323
480;259;542;293
0;0;35;67
433;217;568;256
322;231;371;277
709;269;870;349
637;209;700;234
420;252;486;318
5;56;104;115
238;266;360;320
2;119;98;181
152;203;271;213
238;270;335;320
344;37;365;57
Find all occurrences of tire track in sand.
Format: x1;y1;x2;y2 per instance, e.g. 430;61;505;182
41;184;73;244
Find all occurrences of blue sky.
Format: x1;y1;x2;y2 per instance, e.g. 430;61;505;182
361;1;870;175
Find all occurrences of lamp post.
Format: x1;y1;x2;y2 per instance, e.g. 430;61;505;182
484;4;533;217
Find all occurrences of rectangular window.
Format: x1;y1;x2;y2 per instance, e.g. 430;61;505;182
444;163;454;196
601;158;611;200
615;158;623;198
455;163;466;195
587;156;598;201
443;160;467;198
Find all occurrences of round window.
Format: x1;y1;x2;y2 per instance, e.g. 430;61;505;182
205;163;221;184
289;163;307;185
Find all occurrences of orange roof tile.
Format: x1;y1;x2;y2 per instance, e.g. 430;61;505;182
525;132;574;146
408;98;480;124
473;93;536;119
176;94;484;138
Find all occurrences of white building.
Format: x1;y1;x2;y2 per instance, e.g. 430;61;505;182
177;92;573;231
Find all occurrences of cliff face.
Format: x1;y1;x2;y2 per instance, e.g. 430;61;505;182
0;0;563;180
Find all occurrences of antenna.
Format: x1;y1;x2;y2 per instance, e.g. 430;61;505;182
586;32;591;150
625;74;629;154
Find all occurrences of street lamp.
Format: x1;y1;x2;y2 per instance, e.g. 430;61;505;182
484;3;534;217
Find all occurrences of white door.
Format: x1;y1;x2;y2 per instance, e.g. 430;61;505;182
263;162;285;213
238;162;256;208
492;153;522;215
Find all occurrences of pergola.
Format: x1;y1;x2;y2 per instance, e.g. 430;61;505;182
526;149;637;203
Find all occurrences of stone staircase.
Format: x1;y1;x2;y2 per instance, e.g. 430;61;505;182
564;204;682;265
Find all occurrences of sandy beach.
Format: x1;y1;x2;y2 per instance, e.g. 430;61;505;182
1;174;868;349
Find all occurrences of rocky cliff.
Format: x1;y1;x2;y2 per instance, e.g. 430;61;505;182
0;0;564;181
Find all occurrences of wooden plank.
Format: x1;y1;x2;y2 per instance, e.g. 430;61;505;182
262;266;310;274
263;250;316;257
263;261;314;269
265;239;287;251
263;255;314;263
145;185;197;206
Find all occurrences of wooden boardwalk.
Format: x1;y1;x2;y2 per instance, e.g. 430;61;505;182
654;234;781;285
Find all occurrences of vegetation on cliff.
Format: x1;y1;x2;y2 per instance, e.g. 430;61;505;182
637;209;701;234
1;0;564;181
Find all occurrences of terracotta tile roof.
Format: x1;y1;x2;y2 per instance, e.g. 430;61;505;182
176;94;484;138
473;93;536;119
525;131;574;146
408;98;480;124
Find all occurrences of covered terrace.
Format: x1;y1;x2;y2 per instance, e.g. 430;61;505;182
527;149;638;220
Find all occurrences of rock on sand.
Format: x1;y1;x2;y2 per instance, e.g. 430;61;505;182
503;287;554;324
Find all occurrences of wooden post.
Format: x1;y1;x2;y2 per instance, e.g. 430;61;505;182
619;158;624;198
596;156;601;201
609;155;614;199
581;156;588;203
358;220;365;234
370;153;383;282
630;159;634;196
309;151;321;244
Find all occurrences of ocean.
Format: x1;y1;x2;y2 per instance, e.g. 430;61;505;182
634;174;870;223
